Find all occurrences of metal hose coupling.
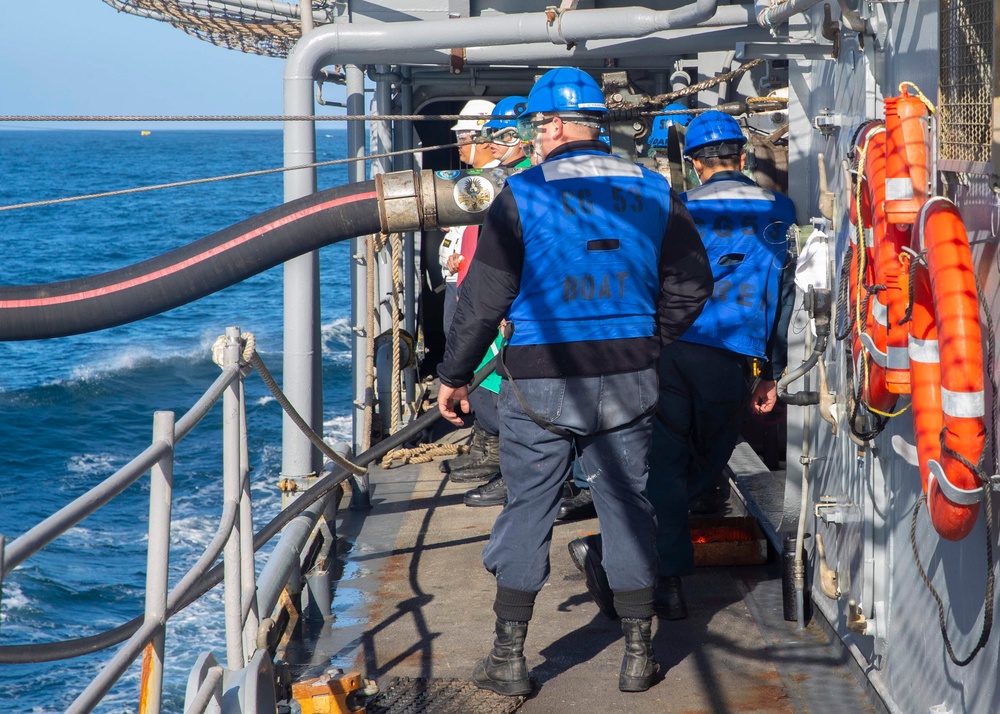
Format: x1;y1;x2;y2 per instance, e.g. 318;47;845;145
375;167;522;234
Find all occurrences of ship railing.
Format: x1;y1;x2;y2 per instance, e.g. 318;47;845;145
0;326;334;714
0;325;479;713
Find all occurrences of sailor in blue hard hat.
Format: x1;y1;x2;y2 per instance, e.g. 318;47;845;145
571;107;799;628
681;108;746;162
483;95;531;167
514;66;609;161
437;66;713;697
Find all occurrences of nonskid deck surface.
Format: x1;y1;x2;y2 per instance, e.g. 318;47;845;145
316;429;876;713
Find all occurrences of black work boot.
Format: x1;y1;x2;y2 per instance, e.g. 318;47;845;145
557;487;596;521
472;619;531;696
653;576;688;620
441;421;488;473
464;474;506;507
619;617;658;692
567;534;618;620
449;429;500;482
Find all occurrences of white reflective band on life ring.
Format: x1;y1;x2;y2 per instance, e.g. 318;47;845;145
887;345;909;370
863;227;873;246
872;299;887;326
908;336;939;363
914;197;950;252
859;333;886;367
927;461;985;506
885;177;914;201
940;387;986;419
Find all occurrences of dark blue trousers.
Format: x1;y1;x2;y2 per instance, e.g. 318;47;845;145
485;371;658;620
647;341;751;577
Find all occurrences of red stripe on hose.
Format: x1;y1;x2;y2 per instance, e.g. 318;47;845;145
0;191;378;309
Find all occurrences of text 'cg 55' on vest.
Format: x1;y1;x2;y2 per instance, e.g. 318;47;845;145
680;173;796;358
505;149;672;347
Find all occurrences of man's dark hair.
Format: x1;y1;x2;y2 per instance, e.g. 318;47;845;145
693;154;742;170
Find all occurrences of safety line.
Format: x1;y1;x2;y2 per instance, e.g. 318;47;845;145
0;142;461;213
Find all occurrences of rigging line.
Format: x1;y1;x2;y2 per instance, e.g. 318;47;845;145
0;106;775;123
647;58;766;106
0;140;466;213
0;113;521;122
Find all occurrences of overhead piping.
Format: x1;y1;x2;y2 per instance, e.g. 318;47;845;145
755;0;827;28
285;4;758;81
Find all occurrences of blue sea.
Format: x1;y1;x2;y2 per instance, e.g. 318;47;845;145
0;129;355;711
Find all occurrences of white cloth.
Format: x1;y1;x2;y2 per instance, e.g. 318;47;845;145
794;226;831;293
439;226;465;284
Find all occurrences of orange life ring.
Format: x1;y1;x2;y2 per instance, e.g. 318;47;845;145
909;197;985;541
849;124;898;413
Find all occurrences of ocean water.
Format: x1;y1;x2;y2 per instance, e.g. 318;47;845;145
0;129;355;711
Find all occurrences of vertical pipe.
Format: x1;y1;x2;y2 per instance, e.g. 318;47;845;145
138;410;174;714
347;65;372;508
300;0;313;35
794;329;812;630
223;327;246;668
373;66;397;429
282;60;322;482
238;378;260;657
399;65;417;414
375;66;394;330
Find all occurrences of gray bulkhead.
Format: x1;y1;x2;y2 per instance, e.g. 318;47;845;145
784;2;1000;712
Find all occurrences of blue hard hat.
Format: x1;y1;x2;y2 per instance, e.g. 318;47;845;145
683;110;746;158
485;96;529;130
523;68;608;116
648;104;692;149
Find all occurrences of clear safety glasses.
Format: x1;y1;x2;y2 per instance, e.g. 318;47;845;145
455;130;482;145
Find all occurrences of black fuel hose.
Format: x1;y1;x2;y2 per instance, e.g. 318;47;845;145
0;182;380;340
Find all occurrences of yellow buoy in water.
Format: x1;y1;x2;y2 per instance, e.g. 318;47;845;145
141;130;151;136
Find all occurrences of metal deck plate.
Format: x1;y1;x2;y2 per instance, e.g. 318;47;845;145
367;677;524;714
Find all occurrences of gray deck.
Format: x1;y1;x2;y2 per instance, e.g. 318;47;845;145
316;432;880;713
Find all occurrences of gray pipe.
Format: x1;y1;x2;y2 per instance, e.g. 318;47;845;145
285;5;755;75
256;499;327;617
398;65;418;413
281;88;322;481
464;24;767;66
755;0;826;28
345;66;372;509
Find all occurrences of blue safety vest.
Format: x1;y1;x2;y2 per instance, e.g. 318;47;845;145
679;172;796;357
505;149;670;346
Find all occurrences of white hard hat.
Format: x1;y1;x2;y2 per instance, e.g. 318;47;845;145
452;99;496;132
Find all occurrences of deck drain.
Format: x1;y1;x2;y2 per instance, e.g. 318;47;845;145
366;677;525;714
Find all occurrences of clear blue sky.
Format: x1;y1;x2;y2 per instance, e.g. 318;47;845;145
1;0;340;129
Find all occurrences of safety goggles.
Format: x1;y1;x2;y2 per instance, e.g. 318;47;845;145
487;127;521;147
516;115;556;144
